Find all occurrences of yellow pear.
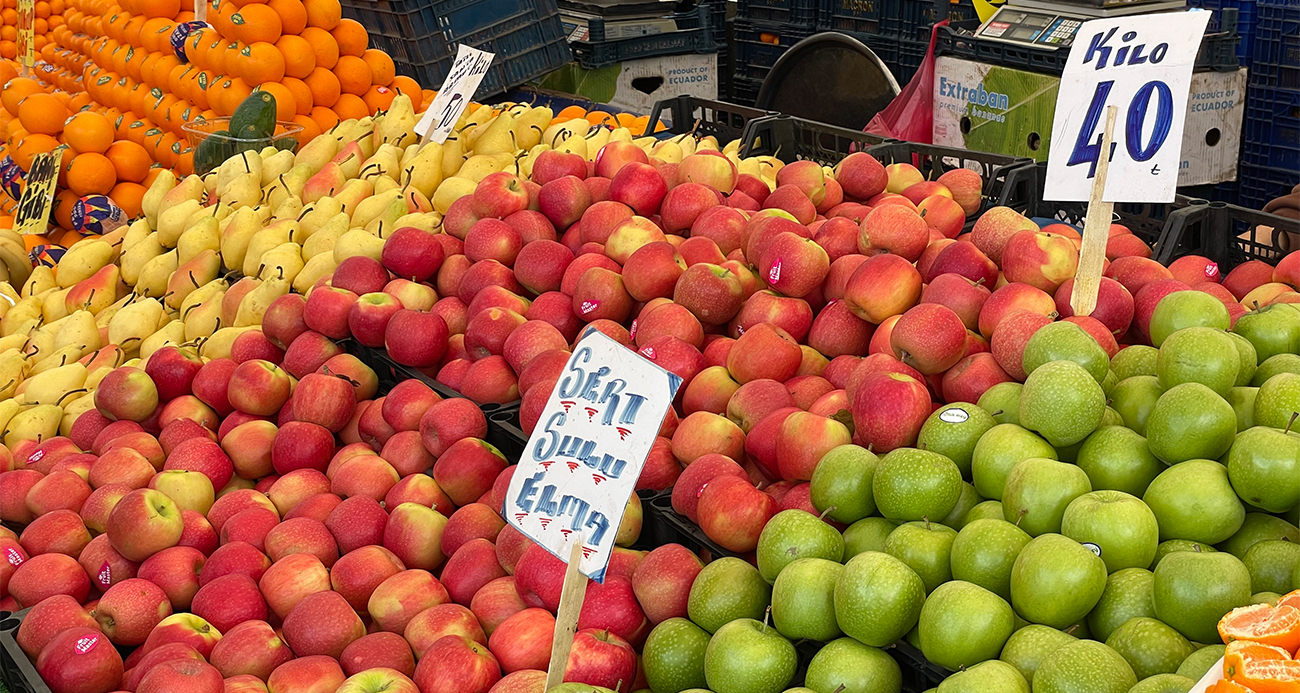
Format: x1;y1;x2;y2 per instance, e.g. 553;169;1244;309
180;278;227;317
220;171;262;210
265;163;314;210
295;133;340;174
235;277;290;327
515;106;553;150
2;294;44;336
184;289;225;341
59;395;97;437
273;194;303;222
219;206;262;272
374;94;416;148
157;198;204;247
302;214;349;259
23;362;88;406
177;215;221;264
108;296;165;353
136;249;179;298
0;348;28;398
242;226;293;278
5;404;63;446
217;150;264;196
56;239;114;287
372;176;400;196
441;134;465;179
261;149;296;186
364;195;409;238
166;249;222;311
392;212;442;233
351;188;402;230
22;265;57;298
200;325;258;360
54;309;101;356
474;112;518;156
458;153;514;183
555;131;589;158
63;265;120;316
255;243;305;285
222;277;262;326
141;170;177;229
401;141;444;198
334;178;374;216
140;319;186;358
29;344;85;375
359;144;402;182
293;252;337;293
333;228;385;264
120;232;165;287
42;287;71;323
299;197;345;240
432;176;477;215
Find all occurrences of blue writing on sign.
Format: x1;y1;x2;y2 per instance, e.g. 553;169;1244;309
1067;77;1175;178
1082;28;1169;70
513;471;612;545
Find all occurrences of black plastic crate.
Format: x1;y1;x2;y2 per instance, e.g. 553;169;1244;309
1244;85;1300;171
868;141;1037;218
1250;0;1299;89
2;609;53;693
339;0;571;96
1191;0;1257;65
822;0;882;36
894;35;927;84
738;114;892;164
1157;200;1300;269
737;0;825;28
569;5;718;69
1028;162;1196;249
1238;157;1300;211
645;494;746;561
734;20;817;82
487;408;528;462
642;95;776;138
343;342;522;420
732;75;764;105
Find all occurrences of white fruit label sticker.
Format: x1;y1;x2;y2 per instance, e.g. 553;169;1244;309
414;44;495;145
939;408;969;424
505;328;682;582
1044;11;1211;203
1082;542;1103;558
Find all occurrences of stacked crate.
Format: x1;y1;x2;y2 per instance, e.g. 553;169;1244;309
1238;0;1299;210
731;0;825;104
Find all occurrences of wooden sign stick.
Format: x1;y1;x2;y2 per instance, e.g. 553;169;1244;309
1070;105;1120;317
545;537;589;689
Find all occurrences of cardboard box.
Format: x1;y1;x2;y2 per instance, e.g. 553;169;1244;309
932;57;1246;186
538;53;718;114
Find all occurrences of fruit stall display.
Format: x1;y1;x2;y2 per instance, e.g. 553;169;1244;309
0;81;1298;693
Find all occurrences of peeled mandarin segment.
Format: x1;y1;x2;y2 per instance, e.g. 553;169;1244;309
1221;605;1300;655
1234;659;1300;693
1279;590;1300;611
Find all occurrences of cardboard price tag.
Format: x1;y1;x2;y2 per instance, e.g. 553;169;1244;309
1044;10;1211;203
16;0;34;71
16;147;65;237
414;45;494;145
503;329;681;583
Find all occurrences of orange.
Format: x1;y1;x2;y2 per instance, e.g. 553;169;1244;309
238;41;285;84
361;84;393;112
34;0;49;16
302;66;339;108
361;48;393;87
13;134;59;171
390;74;420;104
303;0;338;29
254;82;295;122
62;112;113;154
586;110;617;127
1278;591;1300;611
65;152;116;195
1210;681;1254;693
331;92;366;120
290;113;319;142
280;76;312;115
308;104;336;133
150;54;180;89
52;190;78;230
1;77;42;115
331;18;366;57
334;54;370;95
139;17;170;51
18;94;69;136
231;3;282;44
136;0;179;18
104;138;149;182
1221;604;1300;654
299;26;337;70
21;234;50;252
267;0;306;34
556;105;587;121
275;34;315;79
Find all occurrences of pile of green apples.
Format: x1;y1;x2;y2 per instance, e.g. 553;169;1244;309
638;289;1300;693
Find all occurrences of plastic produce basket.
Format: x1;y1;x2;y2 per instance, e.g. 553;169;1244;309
1191;0;1257;65
569;5;718;69
1;609;51;693
737;0;825;28
1157;200;1300;269
1237;155;1300;211
1250;0;1299;89
1028;162;1198;250
642;95;776;138
822;0;882;36
733;20;817;82
868;141;1038;218
1243;85;1300;171
181;118;304;175
738;114;892;164
343;342;521;423
339;0;571;97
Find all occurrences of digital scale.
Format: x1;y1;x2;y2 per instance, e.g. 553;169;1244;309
974;0;1190;50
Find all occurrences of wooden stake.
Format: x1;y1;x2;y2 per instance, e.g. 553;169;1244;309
1071;105;1120;317
545;537;589;689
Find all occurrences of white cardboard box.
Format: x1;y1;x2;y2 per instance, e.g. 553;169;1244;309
537;53;718;115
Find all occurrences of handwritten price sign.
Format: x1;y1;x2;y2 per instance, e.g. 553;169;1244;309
1045;11;1211;203
16;0;33;70
415;44;494;145
16;147;64;236
504;329;681;582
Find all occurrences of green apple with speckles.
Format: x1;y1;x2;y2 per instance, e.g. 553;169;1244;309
1253;353;1300;386
1234;303;1300;363
1145;383;1238;464
999;624;1076;686
950;518;1030;601
918;403;996;478
843;517;898;559
1227;332;1257;386
963;500;1004;525
1109;375;1163;435
770;558;843;642
1253;372;1300;429
1010;533;1107;629
1001;457;1091;537
1087;568;1156;642
642;618;710;693
1176;645;1225;680
1155;326;1239;396
1019;360;1106;447
1150;540;1217;570
939;482;982;530
1061;490;1159;572
703;618;795;693
1244;539;1300;593
918;580;1015;671
1219;513;1300;557
687;558;771;634
1032;640;1136;693
1128;673;1195;693
1229;386;1259;431
977;382;1022;424
756;509;844;583
809;444;878;524
1149;292;1230;346
1153;550;1252;643
1111;345;1158;381
1226;425;1300;513
833;551;925;648
1022;322;1110;382
884;520;956;594
970;424;1057;500
804;637;901;693
1104;617;1194;679
872;448;962;522
1074;426;1164;498
1143;460;1245;545
936;659;1027;693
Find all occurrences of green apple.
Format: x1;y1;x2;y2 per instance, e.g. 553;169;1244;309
1227;332;1258;387
756;509;844;583
939;482;982;530
1253;591;1283;604
1229;387;1259;431
1102;369;1119;396
1061;490;1158;572
688;557;771;633
918;403;996;478
643;618;710;693
950;518;1030;601
1019;360;1106;447
1109;375;1163;436
1218;512;1300;557
1104;617;1194;679
1176;645;1225;679
1243;539;1300;593
884;520;957;594
1152;550;1252;643
1151;540;1218;570
1111;345;1159;381
1100;406;1125;428
1032;640;1136;693
843;517;899;559
1127;673;1196;693
1227;426;1300;513
936;659;1027;693
1149;291;1230;346
1010;533;1107;629
1234;303;1300;363
977;382;1022;425
771;558;843;642
917;580;1015;671
1143;460;1245;545
963;500;1004;525
1145;383;1237;464
1087;568;1156;642
1022;322;1110;382
547;685;618;693
834;551;925;647
1253;372;1300;429
872;448;962;522
970;424;1058;500
1155;326;1239;396
810;444;879;524
999;624;1076;686
1074;426;1164;497
1001;458;1091;536
804;637;901;693
703;618;796;693
1252;353;1300;386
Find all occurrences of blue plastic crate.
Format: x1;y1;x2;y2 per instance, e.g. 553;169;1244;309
737;0;826;27
822;0;882;36
1238;158;1300;210
1243;84;1300;170
733;20;816;81
884;0;974;35
339;0;571;96
732;75;763;104
894;35;927;84
1190;0;1257;65
1251;0;1300;89
569;5;718;68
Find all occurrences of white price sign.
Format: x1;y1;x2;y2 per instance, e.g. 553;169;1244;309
503;329;681;582
1044;11;1211;203
415;44;494;144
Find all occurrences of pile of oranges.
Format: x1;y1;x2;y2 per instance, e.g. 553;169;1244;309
0;0;65;59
